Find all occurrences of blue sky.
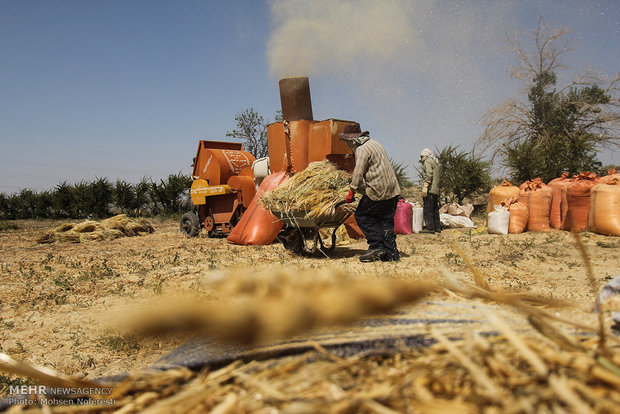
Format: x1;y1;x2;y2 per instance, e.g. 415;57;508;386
1;0;618;194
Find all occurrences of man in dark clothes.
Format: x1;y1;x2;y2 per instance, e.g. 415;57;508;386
419;148;441;234
340;123;401;262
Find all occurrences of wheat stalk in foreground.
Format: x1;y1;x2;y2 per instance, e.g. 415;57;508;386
124;268;438;345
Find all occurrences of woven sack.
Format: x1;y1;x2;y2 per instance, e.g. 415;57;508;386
518;178;553;232
501;197;528;234
563;172;599;232
587;178;620;236
394;198;413;235
487;205;510;235
548;173;572;229
487;181;520;224
412;207;424;233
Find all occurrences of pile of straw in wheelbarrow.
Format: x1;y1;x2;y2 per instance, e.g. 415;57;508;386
259;160;358;219
37;214;154;244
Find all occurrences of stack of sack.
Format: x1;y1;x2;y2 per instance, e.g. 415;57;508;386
394;199;424;234
486;168;620;237
439;202;476;229
486;181;520;225
486;180;539;234
394;199;476;234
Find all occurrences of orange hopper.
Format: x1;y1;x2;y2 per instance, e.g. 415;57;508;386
180;140;256;237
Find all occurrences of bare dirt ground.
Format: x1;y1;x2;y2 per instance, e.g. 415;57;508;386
0;215;619;388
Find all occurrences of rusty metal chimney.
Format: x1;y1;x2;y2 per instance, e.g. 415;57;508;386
278;77;313;121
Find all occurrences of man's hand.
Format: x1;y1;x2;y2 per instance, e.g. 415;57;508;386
345;190;355;203
422;182;429;198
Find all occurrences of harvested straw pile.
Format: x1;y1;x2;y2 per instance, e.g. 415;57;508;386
4;267;620;413
19;329;616;413
259;160;357;218
37;214;154;244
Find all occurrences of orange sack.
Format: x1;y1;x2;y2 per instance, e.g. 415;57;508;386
487;181;520;224
563;172;599;232
547;172;572;229
588;178;620;236
226;172;288;245
344;215;365;239
518;178;553;232
501;197;529;234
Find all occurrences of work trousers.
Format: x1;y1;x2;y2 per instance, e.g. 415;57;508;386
423;192;441;232
354;195;399;259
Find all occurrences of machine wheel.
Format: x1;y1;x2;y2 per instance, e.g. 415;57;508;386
281;228;304;254
204;215;219;237
180;212;200;237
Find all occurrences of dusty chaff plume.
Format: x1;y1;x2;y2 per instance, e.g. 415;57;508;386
259;160;357;218
124;268;438;345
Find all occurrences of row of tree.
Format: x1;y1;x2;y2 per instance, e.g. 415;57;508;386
0;174;192;220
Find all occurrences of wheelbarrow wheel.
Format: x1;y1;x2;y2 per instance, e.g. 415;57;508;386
180;212;200;237
318;226;339;253
281;228;304;254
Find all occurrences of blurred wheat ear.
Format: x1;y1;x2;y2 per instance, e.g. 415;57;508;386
124;268;439;346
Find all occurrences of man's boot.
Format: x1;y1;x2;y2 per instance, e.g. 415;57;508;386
359;249;383;262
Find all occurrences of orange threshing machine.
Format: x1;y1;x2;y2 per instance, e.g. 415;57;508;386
181;76;360;240
267;77;357;175
180;140;256;237
265;77;360;252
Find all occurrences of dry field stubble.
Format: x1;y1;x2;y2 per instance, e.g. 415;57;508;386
0;217;619;390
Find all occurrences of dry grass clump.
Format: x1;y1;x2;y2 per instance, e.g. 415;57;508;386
259;160;357;218
37;215;154;244
65;328;617;414
72;220;104;233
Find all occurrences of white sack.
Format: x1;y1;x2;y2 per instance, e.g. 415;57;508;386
440;213;476;229
487;205;510;235
411;206;424;233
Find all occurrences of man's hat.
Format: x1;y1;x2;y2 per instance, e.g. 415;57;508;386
338;123;369;141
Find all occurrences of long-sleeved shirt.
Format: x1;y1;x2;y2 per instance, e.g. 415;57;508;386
422;157;440;195
350;138;401;201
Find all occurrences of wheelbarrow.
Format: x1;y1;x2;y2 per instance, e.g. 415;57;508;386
273;200;354;255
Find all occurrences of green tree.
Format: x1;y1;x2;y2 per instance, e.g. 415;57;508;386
51;181;77;218
89;177;113;218
133;178;151;214
479;21;619;183
435;145;491;203
226;108;270;158
0;193;9;219
390;158;413;188
148;173;192;215
113;180;136;214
